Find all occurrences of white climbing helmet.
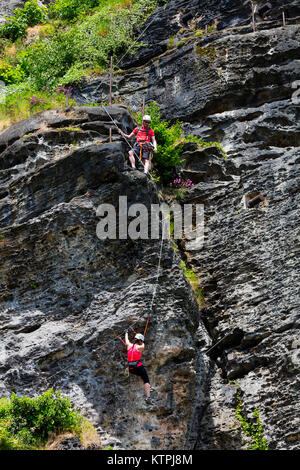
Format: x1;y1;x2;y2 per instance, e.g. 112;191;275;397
143;115;151;122
135;333;145;342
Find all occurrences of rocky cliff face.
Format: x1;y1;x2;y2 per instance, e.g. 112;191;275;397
0;0;300;451
0;106;208;450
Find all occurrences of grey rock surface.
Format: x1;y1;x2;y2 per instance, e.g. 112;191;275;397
73;0;300;450
0;105;208;450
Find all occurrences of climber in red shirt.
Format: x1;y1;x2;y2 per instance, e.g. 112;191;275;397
119;115;157;178
124;330;152;404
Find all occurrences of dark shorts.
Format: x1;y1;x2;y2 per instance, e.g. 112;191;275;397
129;364;150;384
131;144;151;161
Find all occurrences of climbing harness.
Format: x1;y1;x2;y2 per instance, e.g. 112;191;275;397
136;141;154;161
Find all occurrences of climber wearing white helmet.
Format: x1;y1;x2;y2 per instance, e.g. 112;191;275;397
124;329;152;404
119;115;157;178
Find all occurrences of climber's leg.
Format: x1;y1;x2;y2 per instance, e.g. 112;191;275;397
144;382;151;398
144;159;150;175
128;149;136;169
130;365;150;397
139;366;150;397
142;150;151;175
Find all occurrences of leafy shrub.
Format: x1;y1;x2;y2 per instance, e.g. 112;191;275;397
0;0;47;41
0;389;84;450
0;419;23;450
235;385;269;450
0;60;24;84
59;63;94;86
180;260;204;305
17;1;155;89
19;0;48;26
0;16;28;41
17;31;84;88
49;0;99;21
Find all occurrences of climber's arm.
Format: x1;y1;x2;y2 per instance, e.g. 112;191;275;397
151;136;157;153
125;331;132;349
119;129;135;140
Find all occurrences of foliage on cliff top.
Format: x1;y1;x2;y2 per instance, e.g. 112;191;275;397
0;389;94;450
0;0;166;88
0;0;166;127
0;84;77;131
0;0;47;41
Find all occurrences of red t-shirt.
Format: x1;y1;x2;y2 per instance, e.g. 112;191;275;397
127;345;142;367
133;126;155;143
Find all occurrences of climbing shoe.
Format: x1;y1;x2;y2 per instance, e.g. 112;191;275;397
145;397;153;405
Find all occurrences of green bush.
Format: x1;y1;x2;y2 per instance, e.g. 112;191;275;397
17;0;158;89
0;0;47;41
0;389;83;450
0;60;24;84
49;0;99;21
0;419;23;450
0;16;28;41
235;385;269;450
19;0;47;27
18;30;86;88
